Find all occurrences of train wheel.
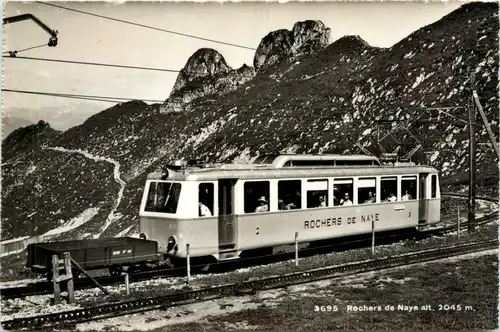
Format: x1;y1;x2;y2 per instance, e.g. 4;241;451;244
109;266;123;276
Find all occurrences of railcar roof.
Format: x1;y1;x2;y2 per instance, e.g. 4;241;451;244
147;165;437;181
254;154;380;167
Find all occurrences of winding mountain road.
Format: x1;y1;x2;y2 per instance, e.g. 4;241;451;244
43;146;126;237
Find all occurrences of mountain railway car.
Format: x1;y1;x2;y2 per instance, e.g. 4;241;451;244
139;154;441;265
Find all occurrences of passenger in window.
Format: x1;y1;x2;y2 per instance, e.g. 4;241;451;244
199;201;212;217
340;193;352;206
387;193;397;202
280;199;296;210
155;193;166;211
318;196;326;207
402;190;412;201
255;196;269;212
364;191;375;204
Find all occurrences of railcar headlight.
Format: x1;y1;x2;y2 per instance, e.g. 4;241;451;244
139;233;147;240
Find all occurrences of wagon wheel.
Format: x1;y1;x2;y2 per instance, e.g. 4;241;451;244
109;266;123;276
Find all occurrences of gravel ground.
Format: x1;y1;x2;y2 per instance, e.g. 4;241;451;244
75;249;498;331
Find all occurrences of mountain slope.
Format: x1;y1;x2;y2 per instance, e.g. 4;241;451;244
1;2;498;240
107;2;498;237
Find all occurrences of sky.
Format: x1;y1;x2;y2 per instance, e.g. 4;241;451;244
2;0;465;132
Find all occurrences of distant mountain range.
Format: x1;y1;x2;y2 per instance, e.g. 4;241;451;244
1;104;106;139
1;2;498;241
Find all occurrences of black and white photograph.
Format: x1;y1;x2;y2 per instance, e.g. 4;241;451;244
1;0;499;331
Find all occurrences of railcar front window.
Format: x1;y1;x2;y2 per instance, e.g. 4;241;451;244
145;182;182;213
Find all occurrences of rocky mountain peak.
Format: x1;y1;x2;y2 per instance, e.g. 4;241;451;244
171;48;231;93
330;35;370;51
290;20;331;56
254;20;331;71
160;48;254;113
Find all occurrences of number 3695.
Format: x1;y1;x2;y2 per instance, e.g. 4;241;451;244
314;305;338;312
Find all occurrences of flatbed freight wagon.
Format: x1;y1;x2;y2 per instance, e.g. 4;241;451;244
27;237;159;280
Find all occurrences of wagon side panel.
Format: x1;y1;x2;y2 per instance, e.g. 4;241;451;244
127;238;158;264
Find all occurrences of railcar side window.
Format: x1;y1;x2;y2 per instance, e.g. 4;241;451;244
244;181;270;213
401;176;417;201
145;182;182;213
306;179;328;208
198;183;214;217
278;180;301;210
358;178;376;204
431;175;437;198
381;177;398;202
333;179;353;206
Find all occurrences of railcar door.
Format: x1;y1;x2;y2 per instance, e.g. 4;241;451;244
218;179;237;250
418;173;429;223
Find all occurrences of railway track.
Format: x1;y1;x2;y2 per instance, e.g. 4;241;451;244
1;193;497;300
1;239;497;331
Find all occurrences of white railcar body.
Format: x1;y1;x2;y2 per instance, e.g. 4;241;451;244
139;154;441;261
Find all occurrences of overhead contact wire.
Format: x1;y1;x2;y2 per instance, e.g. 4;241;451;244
3;43;48;55
3;56;181;72
2;88;165;103
37;1;256;51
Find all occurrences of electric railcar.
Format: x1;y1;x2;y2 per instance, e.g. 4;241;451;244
138;154;440;264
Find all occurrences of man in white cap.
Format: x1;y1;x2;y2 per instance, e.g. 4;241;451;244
255;196;269;212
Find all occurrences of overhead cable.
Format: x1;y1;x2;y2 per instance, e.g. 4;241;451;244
3;43;48;57
2;88;165;103
37;1;256;51
4;55;256;78
3;56;181;72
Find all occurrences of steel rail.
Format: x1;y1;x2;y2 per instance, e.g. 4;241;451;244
1;239;497;330
2;194;497;300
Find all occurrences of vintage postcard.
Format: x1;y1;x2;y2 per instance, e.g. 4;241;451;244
1;1;498;331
